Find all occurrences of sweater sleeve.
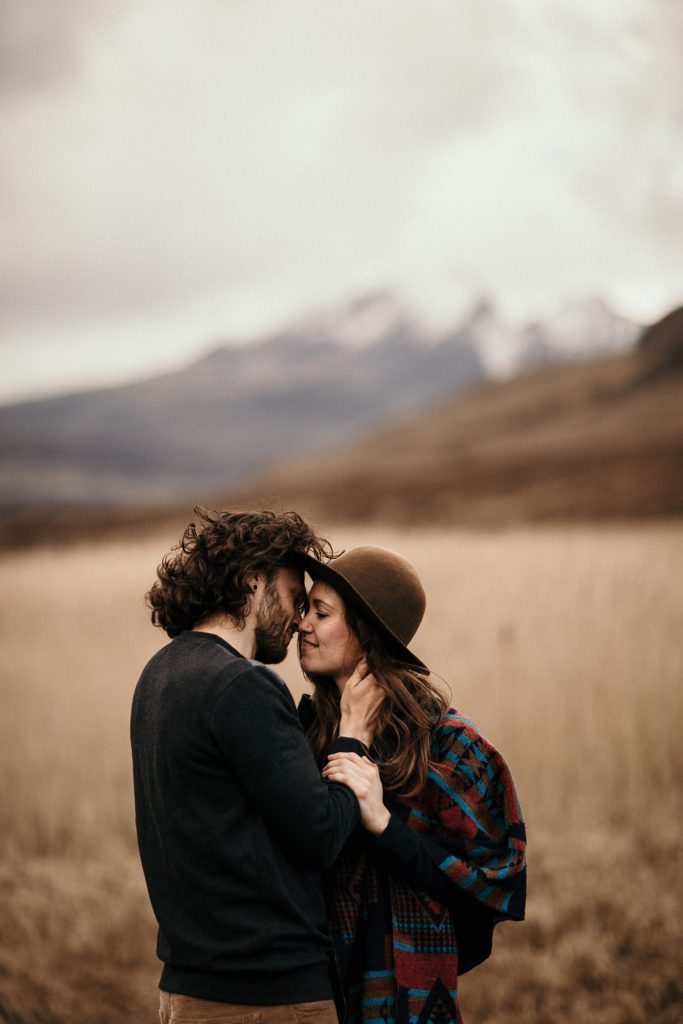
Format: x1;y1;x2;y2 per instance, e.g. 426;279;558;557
372;813;456;903
209;663;360;868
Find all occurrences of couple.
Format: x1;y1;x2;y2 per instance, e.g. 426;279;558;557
131;509;526;1024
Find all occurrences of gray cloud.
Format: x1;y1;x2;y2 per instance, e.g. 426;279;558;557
0;0;124;99
1;0;681;399
557;1;683;256
0;2;527;325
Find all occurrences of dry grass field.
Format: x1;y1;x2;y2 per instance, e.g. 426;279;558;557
1;522;682;1023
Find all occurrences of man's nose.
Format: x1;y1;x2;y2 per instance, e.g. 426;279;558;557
298;611;312;632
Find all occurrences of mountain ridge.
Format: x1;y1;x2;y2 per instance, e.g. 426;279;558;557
1;306;680;548
221;308;683;525
0;291;645;512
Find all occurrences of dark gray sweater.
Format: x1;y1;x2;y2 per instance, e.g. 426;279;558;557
131;630;362;1004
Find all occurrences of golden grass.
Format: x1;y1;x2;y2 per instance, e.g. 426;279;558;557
1;523;682;1023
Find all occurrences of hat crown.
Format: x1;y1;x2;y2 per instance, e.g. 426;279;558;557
328;546;426;646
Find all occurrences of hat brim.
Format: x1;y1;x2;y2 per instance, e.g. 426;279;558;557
297;553;429;673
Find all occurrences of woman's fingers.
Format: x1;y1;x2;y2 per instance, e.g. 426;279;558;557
339;670;384;716
324;753;389;835
338;668;385;746
323;754;367;781
344;659;369;685
326;752;366;764
323;753;379;798
323;753;370;780
325;752;375;772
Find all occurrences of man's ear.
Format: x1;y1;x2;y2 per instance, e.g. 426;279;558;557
247;574;260;593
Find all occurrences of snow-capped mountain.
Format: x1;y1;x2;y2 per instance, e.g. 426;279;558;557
0;288;645;508
517;298;642;371
215;290;642;379
442;298;517;377
433;295;641;378
292;288;421;349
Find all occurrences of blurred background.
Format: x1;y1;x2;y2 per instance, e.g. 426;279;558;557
1;2;682;1022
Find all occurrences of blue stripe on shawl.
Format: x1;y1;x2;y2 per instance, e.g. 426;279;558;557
427;769;487;832
441;852;514;887
446;752;491;796
500;890;513;913
439;857;477;890
447;744;493;774
407;989;457;999
408;806;440;827
467;845;494;857
478;885;497;901
449;711;487;737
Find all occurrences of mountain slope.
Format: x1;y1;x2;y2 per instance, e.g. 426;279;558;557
226;308;683;524
0;290;641;510
0;321;483;507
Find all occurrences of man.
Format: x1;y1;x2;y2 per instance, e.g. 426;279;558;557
131;508;376;1024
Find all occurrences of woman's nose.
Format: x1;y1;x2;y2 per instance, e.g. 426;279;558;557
298;612;312;632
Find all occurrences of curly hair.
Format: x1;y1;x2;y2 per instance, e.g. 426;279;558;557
147;507;334;638
303;602;448;797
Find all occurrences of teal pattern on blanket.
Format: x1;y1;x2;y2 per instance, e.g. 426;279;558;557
327;709;526;1024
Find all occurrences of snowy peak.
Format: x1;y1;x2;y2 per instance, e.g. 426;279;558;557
197;290;640;380
438;295;641;377
446;298;516;377
280;288;423;350
518;298;641;370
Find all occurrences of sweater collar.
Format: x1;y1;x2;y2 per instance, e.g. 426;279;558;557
177;629;244;660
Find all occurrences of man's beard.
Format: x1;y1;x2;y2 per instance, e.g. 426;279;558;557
253;582;292;664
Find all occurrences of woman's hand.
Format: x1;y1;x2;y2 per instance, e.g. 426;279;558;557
338;661;384;747
323;752;390;835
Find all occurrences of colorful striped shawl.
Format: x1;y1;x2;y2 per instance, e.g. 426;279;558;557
326;709;527;1024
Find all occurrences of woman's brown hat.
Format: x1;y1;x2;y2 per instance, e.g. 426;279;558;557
299;545;428;672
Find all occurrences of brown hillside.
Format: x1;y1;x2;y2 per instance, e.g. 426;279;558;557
227;312;683;524
2;309;681;547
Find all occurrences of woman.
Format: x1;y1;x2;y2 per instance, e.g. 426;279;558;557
297;546;526;1024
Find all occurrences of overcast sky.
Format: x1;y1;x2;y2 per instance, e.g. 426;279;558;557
2;0;682;403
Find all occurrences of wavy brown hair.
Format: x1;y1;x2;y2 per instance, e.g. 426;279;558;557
147;507;334;637
304;601;448;797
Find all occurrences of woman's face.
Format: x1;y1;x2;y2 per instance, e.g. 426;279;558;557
298;581;364;687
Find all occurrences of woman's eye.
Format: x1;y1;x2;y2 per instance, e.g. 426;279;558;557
316;612;328;620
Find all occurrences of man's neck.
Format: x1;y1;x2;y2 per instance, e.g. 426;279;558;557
192;616;256;660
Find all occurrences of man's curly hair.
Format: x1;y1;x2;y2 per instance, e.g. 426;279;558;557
146;507;334;638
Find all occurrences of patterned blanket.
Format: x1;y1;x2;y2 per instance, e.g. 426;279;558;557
326;709;527;1024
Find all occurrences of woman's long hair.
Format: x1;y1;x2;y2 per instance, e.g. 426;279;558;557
304;600;448;797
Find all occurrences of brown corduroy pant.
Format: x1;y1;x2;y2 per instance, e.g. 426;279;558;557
158;992;338;1024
